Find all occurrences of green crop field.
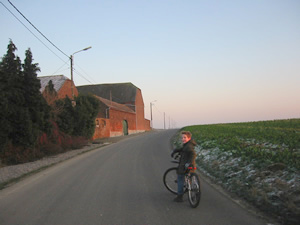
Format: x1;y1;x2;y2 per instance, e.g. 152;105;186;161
185;119;300;170
180;119;300;224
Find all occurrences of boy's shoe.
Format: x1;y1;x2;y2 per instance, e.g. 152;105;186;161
174;195;183;202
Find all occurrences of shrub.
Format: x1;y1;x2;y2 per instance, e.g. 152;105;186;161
71;136;88;149
0;142;43;165
39;142;64;156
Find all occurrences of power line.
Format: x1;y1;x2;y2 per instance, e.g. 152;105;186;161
51;62;69;75
153;104;163;115
7;0;69;59
73;68;93;84
1;1;66;63
4;1;95;85
75;63;97;83
51;61;94;84
152;104;176;129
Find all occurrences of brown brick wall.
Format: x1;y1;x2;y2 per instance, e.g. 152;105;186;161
135;89;145;131
93;118;111;139
42;79;78;105
109;108;136;136
91;86;150;139
58;80;78;99
144;119;151;131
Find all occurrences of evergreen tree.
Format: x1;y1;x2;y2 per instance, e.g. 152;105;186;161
0;70;11;151
0;40;51;152
55;94;99;139
0;40;29;148
55;97;75;135
22;49;51;135
43;80;58;106
23;48;41;110
73;94;100;138
1;40;101;161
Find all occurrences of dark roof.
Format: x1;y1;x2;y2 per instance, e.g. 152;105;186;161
95;96;135;114
77;83;138;104
38;75;69;93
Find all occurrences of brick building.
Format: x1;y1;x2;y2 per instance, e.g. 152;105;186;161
77;83;151;139
93;96;136;137
38;77;150;139
38;75;78;104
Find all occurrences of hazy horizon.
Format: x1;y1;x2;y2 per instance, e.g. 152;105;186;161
1;0;299;128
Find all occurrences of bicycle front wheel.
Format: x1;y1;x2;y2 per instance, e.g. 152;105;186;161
163;167;178;195
188;173;201;208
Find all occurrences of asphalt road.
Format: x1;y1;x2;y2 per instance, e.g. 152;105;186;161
0;130;270;225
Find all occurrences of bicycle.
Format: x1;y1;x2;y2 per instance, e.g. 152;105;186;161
163;154;201;208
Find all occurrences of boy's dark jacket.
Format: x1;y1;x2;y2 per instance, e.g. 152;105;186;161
173;139;197;175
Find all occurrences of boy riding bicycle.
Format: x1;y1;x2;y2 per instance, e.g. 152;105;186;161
171;131;196;202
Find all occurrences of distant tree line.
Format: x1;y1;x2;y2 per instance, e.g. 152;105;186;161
0;40;99;165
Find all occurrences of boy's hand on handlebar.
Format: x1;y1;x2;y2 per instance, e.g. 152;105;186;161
185;163;192;169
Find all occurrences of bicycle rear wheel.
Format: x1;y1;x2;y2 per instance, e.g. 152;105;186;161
188;173;201;208
163;167;178;195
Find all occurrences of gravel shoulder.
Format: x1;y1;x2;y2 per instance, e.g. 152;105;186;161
0;132;149;189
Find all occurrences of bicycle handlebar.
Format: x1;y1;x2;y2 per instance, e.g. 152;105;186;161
171;152;196;170
170;161;196;170
187;166;197;170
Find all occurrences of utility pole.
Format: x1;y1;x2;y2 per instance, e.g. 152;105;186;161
70;55;74;98
150;100;156;128
70;46;92;98
150;103;153;128
164;112;166;129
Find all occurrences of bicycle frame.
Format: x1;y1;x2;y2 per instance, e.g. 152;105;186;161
163;153;201;208
184;170;196;191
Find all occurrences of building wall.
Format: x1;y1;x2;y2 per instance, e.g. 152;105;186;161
135;89;146;131
93;118;110;139
97;101;109;118
58;80;78;99
109;108;137;136
144;119;151;131
91;87;150;140
42;80;78;105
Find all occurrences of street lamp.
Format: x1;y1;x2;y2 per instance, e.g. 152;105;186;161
150;100;157;128
70;46;92;98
